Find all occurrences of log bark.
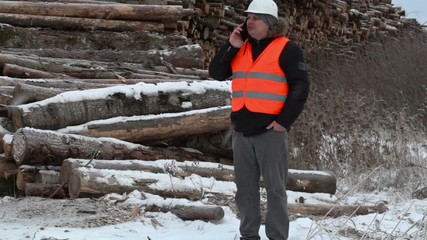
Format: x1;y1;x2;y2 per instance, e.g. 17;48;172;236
12;128;232;166
67;168;202;200
0;24;188;51
16;165;61;191
0;53;121;79
59;106;231;143
24;183;66;198
9;81;231;130
0;92;13;106
12;45;205;69
145;204;224;221
0;13;165;32
3;77;193;97
13;83;67;104
0;77;114;94
0;2;184;21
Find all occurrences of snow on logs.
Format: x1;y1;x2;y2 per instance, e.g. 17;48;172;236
11;127;232;166
8;81;231;130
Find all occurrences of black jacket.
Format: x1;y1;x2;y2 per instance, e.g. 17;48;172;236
209;36;310;136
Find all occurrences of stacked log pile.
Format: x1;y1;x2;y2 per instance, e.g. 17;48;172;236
0;0;409;220
0;0;420;69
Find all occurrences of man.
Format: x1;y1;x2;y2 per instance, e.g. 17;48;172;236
208;0;310;239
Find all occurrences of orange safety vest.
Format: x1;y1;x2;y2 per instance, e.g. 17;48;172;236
230;36;289;114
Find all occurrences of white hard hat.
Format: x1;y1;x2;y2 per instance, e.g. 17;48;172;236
245;0;278;20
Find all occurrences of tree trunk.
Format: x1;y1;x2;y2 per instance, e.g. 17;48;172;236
13;83;67;104
67;168;202;200
0;24;188;51
16;165;61;191
59;106;231;143
287;202;388;217
12;45;205;69
0;1;184;21
9;81;231;130
12;128;232;166
60;158;336;194
60;158;235;186
24;183;66;198
2;63;56;78
0;53;119;79
145;204;224;221
0;13;165;32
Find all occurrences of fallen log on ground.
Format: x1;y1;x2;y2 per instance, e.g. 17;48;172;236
11;128;232;166
8;80;231;130
145;204;224;221
287;202;388;217
287;169;336;195
59;106;232;143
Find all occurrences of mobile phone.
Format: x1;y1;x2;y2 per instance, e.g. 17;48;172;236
240;19;249;41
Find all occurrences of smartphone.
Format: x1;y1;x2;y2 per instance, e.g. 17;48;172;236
240;19;249;41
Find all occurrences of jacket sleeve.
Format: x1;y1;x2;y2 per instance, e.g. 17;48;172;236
276;41;310;130
208;42;240;81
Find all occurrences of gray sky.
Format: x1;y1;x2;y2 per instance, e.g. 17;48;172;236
393;0;427;25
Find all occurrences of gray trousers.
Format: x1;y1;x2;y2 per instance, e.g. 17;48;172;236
232;130;289;240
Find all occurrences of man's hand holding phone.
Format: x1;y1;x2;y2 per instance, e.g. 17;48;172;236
229;20;249;48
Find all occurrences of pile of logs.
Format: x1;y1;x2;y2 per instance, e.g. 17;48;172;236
0;0;420;68
0;0;406;220
0;78;389;219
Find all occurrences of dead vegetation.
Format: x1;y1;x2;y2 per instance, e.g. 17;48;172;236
291;29;427;195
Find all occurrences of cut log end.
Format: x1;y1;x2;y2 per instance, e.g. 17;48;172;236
11;128;27;165
68;171;82;199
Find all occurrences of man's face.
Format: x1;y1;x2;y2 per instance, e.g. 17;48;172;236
246;13;269;40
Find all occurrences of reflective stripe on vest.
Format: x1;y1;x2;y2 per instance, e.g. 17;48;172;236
230;36;289;114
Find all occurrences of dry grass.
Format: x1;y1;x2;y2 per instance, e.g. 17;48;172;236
290;29;427;195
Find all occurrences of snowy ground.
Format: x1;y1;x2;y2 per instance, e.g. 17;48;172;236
1;177;426;240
